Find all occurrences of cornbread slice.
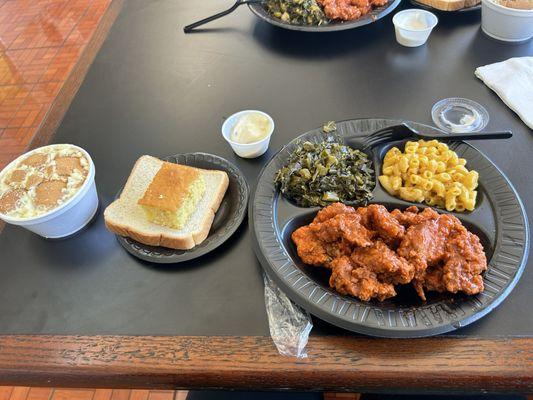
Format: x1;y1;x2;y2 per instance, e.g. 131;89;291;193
104;155;229;250
137;162;206;229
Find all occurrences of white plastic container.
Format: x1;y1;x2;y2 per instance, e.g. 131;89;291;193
222;110;274;158
0;144;98;238
482;0;533;42
392;9;438;47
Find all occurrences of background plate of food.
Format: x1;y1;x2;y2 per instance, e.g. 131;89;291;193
249;0;403;31
250;118;529;337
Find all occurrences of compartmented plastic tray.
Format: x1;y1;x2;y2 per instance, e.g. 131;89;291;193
250;118;529;337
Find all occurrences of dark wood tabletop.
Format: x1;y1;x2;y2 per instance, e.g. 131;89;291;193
0;0;532;393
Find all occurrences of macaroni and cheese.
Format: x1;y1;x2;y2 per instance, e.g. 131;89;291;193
379;140;478;212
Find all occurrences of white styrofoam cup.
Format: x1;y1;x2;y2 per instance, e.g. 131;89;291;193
221;110;274;158
0;144;98;238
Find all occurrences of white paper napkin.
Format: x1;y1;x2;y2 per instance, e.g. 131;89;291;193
475;57;533;130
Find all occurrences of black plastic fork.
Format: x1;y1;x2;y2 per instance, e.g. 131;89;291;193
183;0;263;33
360;123;513;151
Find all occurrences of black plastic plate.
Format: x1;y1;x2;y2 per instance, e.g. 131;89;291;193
248;0;402;32
115;152;249;264
250;118;529;337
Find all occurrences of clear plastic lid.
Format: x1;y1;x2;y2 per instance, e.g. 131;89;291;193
431;98;489;133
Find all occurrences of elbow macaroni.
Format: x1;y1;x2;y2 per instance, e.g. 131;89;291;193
379;139;479;212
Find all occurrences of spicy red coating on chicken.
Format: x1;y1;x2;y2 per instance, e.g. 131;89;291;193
291;203;487;301
316;0;388;21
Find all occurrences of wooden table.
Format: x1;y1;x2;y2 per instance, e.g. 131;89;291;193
1;336;531;392
0;0;532;393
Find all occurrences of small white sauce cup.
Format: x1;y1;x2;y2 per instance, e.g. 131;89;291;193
482;0;533;42
393;9;438;47
221;110;274;158
0;144;99;239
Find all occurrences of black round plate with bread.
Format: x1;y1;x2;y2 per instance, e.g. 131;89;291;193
115;153;249;264
250;118;529;337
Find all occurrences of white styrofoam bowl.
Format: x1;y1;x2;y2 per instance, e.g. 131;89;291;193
482;0;533;42
221;110;275;158
0;144;98;238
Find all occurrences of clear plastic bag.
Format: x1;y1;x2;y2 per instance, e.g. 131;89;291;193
263;272;313;358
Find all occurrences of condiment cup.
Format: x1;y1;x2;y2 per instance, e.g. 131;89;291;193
392;9;438;47
482;0;533;42
221;110;275;159
0;144;99;238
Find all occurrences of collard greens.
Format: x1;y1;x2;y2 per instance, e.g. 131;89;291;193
265;0;328;26
275;123;375;207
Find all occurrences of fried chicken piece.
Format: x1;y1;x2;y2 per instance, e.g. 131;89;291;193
318;0;362;20
352;0;371;14
351;240;414;284
413;229;486;298
391;206;439;227
310;212;373;247
317;0;384;20
399;214;486;300
291;203;487;303
313;202;356;223
397;214;456;298
292;225;330;267
323;239;353;261
329;256;396;301
418;265;446;294
357;204;405;244
441;230;487;295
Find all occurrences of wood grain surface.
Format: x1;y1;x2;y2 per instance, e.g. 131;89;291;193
0;336;531;393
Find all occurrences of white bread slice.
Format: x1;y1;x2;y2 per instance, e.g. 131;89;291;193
104;155;229;250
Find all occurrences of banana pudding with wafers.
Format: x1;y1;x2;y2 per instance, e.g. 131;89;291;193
0;145;90;218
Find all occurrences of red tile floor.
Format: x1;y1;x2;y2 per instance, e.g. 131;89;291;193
0;387;188;400
0;0;114;169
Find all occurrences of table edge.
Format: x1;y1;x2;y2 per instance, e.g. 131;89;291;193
0;335;531;392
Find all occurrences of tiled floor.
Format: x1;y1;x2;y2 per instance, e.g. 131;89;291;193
0;0;114;169
0;387;188;400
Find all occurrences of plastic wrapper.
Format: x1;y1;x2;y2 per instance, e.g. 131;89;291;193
263;272;313;358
